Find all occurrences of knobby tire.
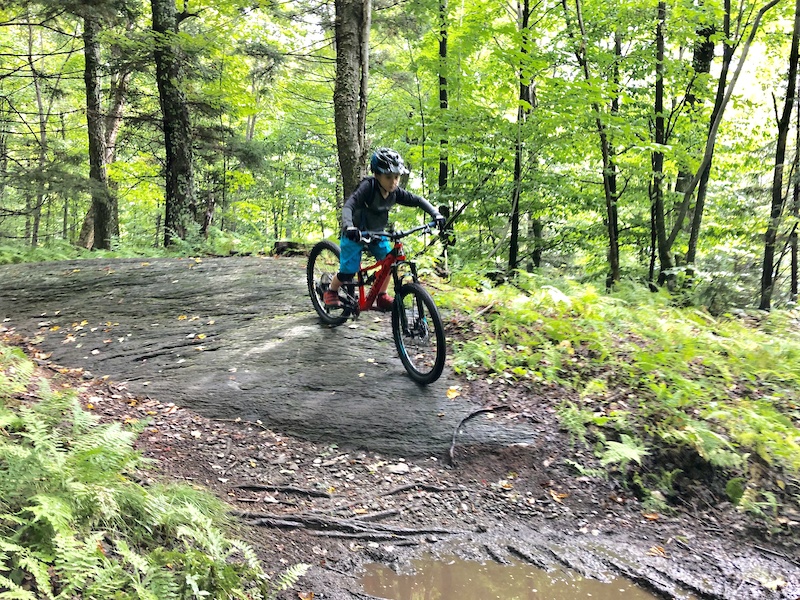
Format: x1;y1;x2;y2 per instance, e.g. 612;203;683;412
307;240;350;326
391;282;446;385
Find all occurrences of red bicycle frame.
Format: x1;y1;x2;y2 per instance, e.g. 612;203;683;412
353;239;406;312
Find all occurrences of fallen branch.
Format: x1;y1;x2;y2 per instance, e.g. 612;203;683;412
447;405;512;465
752;543;800;568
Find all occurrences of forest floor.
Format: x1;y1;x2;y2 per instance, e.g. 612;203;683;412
3;332;799;600
1;256;799;599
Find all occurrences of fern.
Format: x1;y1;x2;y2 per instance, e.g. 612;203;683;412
0;344;308;600
564;458;608;480
267;563;311;600
600;435;649;471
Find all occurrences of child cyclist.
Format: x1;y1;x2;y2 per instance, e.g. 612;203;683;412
323;148;445;310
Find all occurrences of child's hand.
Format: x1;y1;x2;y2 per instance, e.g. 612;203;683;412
345;227;361;242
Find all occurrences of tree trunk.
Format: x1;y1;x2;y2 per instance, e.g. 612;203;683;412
438;0;449;194
84;15;112;250
334;0;371;198
684;16;735;273
509;0;533;275
563;0;620;287
666;0;782;259
759;0;800;309
27;18;46;248
651;1;672;288
152;0;196;247
77;25;132;249
674;25;715;194
792;100;800;303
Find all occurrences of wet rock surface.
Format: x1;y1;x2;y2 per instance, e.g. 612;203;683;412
1;256;799;599
0;256;533;455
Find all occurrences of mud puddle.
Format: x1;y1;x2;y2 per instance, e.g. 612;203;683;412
362;555;665;599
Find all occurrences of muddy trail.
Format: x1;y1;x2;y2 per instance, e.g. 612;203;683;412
1;256;799;600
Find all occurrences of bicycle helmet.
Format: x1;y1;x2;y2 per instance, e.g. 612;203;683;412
370;148;409;175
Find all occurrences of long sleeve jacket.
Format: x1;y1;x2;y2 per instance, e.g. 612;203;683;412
342;177;438;233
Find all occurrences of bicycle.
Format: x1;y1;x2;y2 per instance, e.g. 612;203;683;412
307;221;446;385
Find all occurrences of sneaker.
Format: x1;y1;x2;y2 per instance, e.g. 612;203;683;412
376;292;394;312
323;289;341;307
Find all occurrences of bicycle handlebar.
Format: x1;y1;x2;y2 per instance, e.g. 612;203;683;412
359;221;437;244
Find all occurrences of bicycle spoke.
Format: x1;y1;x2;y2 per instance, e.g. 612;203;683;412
307;241;349;325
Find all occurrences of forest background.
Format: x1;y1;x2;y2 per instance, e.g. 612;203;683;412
0;0;798;312
2;2;800;594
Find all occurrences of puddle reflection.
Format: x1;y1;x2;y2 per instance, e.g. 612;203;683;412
362;555;661;599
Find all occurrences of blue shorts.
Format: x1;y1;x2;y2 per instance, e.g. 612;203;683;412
339;236;392;275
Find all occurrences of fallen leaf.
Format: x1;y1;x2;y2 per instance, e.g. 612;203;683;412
297;592;314;600
647;546;667;557
178;315;188;321
549;490;568;503
642;512;660;521
446;387;461;399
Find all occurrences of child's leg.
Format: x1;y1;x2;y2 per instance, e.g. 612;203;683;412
330;236;362;292
370;239;394;295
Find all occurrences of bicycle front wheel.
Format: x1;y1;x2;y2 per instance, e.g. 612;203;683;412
391;282;446;384
307;240;349;326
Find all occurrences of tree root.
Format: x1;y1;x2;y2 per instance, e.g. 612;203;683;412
234;484;332;498
381;483;458;496
447;405;511;465
234;510;467;539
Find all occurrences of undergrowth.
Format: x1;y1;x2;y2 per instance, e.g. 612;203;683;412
438;272;800;523
0;227;272;265
0;343;307;599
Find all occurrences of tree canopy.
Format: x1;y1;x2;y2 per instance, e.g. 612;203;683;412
0;0;797;308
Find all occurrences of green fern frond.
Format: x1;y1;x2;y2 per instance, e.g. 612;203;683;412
564;458;608;479
600;435;649;469
0;573;37;600
16;553;54;600
0;345;34;397
26;494;74;536
267;563;310;600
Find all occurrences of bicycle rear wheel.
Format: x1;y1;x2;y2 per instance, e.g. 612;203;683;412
307;240;349;326
391;282;446;384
